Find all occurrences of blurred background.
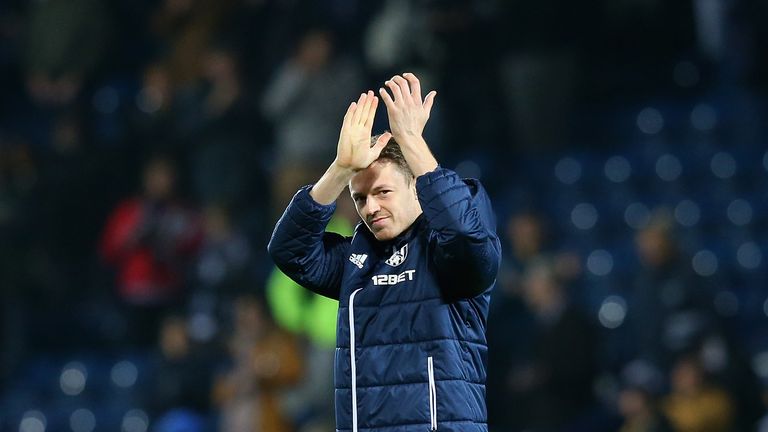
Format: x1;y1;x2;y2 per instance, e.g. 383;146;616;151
1;0;768;431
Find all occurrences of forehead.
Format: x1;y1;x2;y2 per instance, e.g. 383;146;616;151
349;161;408;194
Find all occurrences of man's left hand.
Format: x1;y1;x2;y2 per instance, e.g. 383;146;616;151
379;73;439;176
379;73;436;142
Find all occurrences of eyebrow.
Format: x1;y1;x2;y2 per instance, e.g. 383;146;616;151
351;185;392;200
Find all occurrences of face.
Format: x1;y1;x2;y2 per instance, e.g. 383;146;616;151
160;318;188;359
508;214;543;260
522;266;560;312
203;204;230;240
671;358;703;394
636;227;672;267
235;297;265;335
618;388;649;418
349;161;421;241
143;159;176;201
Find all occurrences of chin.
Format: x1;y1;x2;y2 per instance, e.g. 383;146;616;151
373;231;394;241
370;227;397;241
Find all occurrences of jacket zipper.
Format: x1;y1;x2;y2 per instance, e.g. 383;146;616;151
428;356;437;430
349;287;364;432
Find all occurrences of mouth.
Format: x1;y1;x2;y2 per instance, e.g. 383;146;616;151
370;216;388;228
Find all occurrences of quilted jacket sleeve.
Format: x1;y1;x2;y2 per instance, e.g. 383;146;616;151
416;167;502;300
267;186;349;300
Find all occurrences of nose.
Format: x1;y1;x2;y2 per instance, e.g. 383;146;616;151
366;196;381;217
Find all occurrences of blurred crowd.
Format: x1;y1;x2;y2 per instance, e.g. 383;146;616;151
1;0;768;431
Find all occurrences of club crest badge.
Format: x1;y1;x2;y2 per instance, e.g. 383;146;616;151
385;244;408;267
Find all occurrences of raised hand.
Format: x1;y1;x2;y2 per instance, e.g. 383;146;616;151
378;73;436;141
378;73;438;177
334;91;392;171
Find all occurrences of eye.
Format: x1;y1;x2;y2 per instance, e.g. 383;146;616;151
379;190;391;196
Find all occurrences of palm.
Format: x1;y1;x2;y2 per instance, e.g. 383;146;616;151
379;73;436;140
335;91;389;171
337;127;374;168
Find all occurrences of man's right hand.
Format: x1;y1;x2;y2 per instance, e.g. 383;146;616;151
310;91;390;205
334;91;392;172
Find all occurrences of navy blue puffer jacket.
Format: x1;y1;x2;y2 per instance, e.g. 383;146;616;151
268;167;501;432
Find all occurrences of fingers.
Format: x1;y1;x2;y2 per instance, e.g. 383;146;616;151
391;76;411;101
371;131;392;155
383;73;430;106
364;94;378;128
350;91;378;127
359;90;376;126
390;75;414;103
351;92;367;124
423;90;437;117
378;86;395;111
343;101;357;126
384;79;403;103
379;73;436;135
403;73;421;101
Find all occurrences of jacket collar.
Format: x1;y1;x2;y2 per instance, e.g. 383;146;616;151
360;213;427;254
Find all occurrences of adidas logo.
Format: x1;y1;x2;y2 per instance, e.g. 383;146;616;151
385;244;408;267
349;253;368;269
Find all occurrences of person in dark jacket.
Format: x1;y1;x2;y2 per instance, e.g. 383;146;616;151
268;73;501;432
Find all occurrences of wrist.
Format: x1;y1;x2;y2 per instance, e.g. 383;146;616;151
394;134;426;148
396;136;438;177
331;159;360;177
310;162;356;205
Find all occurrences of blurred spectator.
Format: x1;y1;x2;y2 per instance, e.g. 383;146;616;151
499;211;581;294
743;0;768;92
99;155;202;345
213;295;302;432
177;43;264;208
678;333;764;432
491;258;598;431
363;0;416;73
266;197;358;431
23;0;109;106
486;284;534;428
191;203;252;324
127;0;240;164
618;385;674;432
415;1;502;157
661;355;734;432
195;204;251;294
628;211;717;368
0;139;38;290
149;0;235;90
131;62;180;156
0;137;38;387
362;0;447;155
759;388;768;431
488;211;582;429
145;315;214;431
500;211;549;294
37;112;106;297
261;27;363;214
495;0;599;151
